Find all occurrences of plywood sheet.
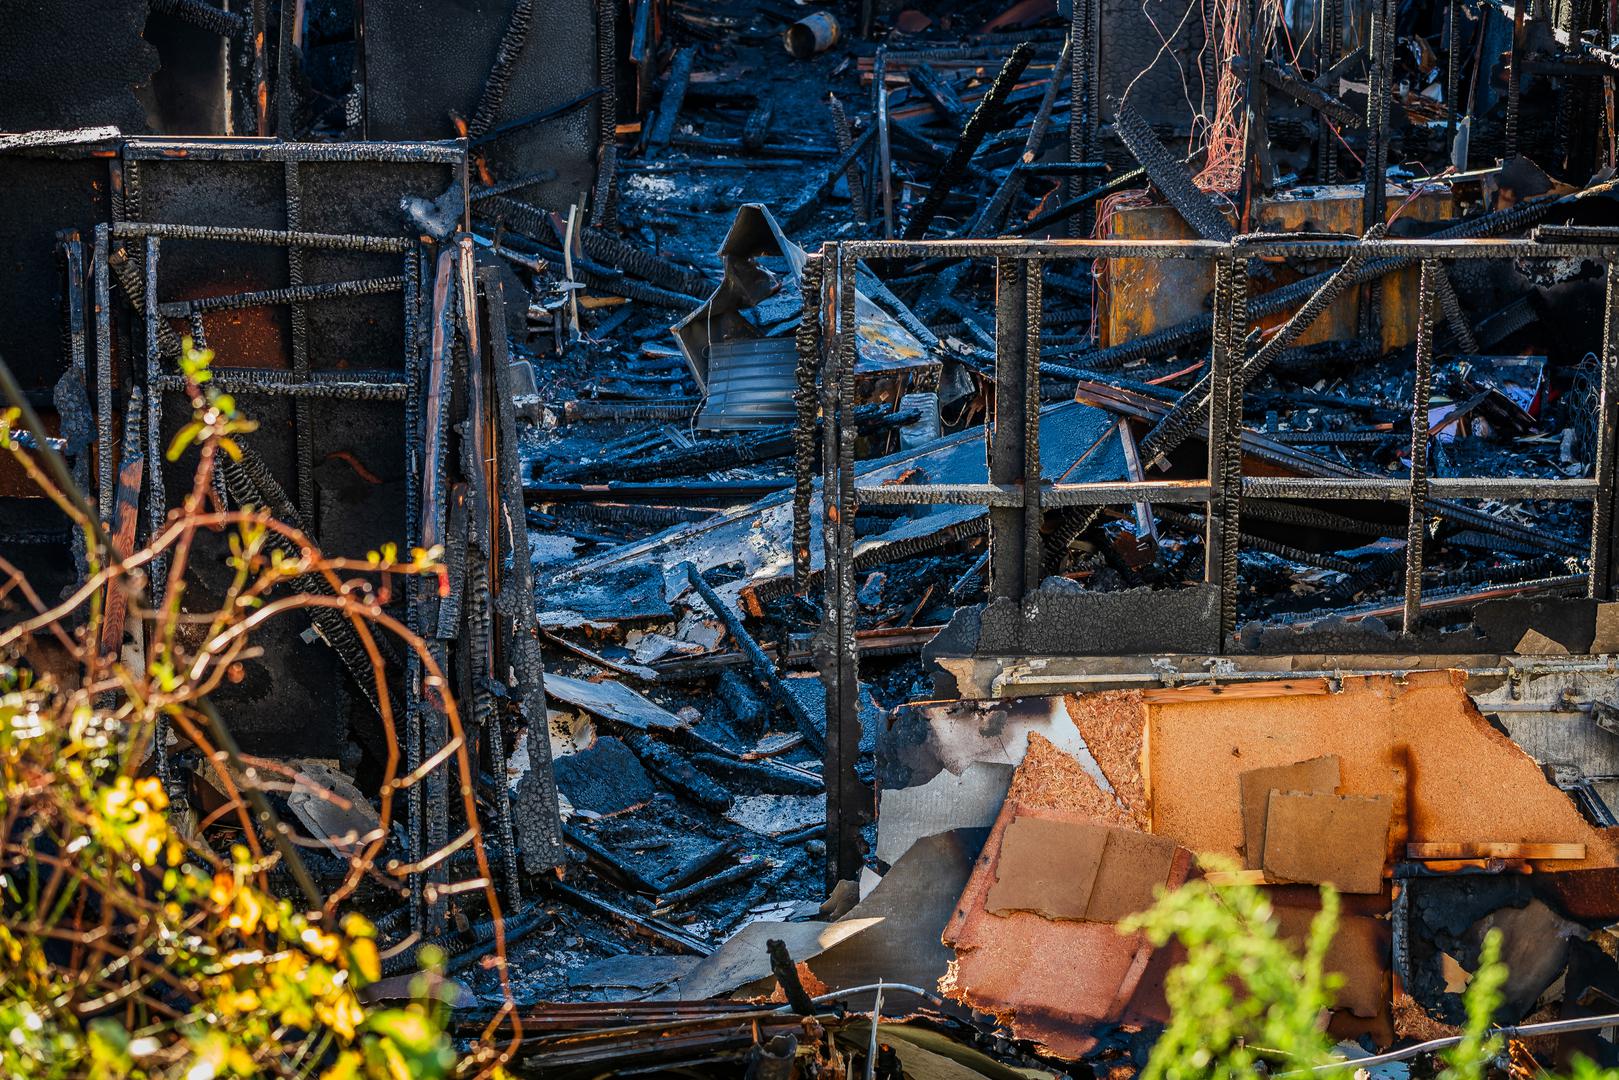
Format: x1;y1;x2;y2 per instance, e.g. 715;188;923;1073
1262;791;1392;894
1144;670;1619;872
1238;755;1342;869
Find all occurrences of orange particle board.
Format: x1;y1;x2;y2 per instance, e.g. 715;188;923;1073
1143;669;1619;873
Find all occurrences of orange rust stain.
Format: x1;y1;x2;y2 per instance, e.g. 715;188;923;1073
322;450;382;485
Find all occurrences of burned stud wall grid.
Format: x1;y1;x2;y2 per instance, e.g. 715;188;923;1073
793;235;1619;884
91;137;560;932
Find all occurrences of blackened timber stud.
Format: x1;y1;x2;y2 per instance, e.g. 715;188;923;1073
903;42;1036;240
794;253;825;589
1590;262;1619;599
1404;261;1440;634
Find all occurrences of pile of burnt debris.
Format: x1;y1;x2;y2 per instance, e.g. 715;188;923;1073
8;0;1619;1074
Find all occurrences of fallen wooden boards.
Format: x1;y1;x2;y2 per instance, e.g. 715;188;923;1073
1406;842;1586;860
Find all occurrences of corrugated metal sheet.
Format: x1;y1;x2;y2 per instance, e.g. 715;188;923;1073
695;337;798;430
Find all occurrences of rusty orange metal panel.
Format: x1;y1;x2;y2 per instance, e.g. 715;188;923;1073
942;798;1187;1058
1101;184;1456;354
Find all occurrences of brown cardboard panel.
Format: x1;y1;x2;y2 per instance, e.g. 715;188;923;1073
1143;670;1619;872
1263;791;1392;894
943;796;1193;1059
1087;827;1178;923
987;816;1178;922
1237;755;1342;869
987;816;1107;919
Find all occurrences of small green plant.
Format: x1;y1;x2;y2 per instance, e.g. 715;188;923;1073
1126;865;1619;1080
0;341;513;1078
1120;858;1341;1080
1439;928;1507;1080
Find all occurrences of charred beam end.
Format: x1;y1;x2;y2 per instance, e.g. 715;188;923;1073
782;124;877;231
826;96;868;224
964;35;1073;238
468;0;536;140
902;42;1037;240
908;62;967;123
1113;97;1233;243
149;0;248;38
767;939;818;1015
1010;166;1146;236
579;229;711;299
646;46;698;156
106;245;182;357
681;561;826;753
1238;57;1364;130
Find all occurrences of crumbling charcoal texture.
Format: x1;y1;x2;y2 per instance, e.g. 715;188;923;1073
0;0;157;133
931;583;1223;660
361;0;602;213
0;139;117;394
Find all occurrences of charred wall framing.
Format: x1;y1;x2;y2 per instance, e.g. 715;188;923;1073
795;233;1619;880
87;137;559;931
0;131;123;624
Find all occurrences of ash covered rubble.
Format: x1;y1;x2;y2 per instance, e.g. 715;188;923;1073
9;0;1619;1075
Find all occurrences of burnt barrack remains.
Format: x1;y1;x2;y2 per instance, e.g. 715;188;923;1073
0;134;564;939
13;0;1619;1073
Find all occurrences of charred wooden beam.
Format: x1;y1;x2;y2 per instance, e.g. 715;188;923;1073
902;42;1036;240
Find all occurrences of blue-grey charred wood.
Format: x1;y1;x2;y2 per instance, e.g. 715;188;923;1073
989;257;1043;600
795;252;826;590
1247;57;1362;129
827;95;868;225
469;0;536;140
111;221;412;252
646;47;696;156
1137;224;1387;465
1069;0;1101;235
1404;262;1439;633
159;275;405;317
1591;265;1619;599
1115;98;1233;242
93;225;115;523
1431;264;1479;355
903;42;1036;240
965;38;1072;238
683;562;824;754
